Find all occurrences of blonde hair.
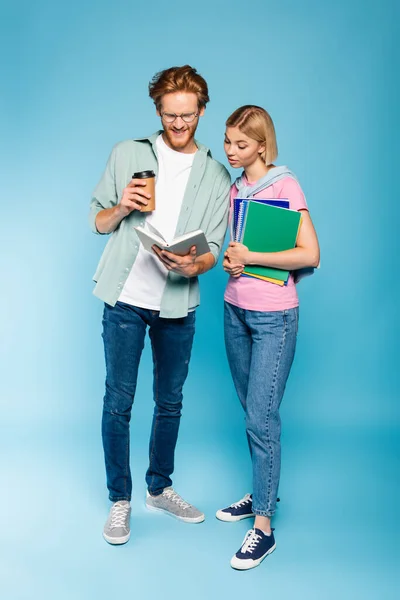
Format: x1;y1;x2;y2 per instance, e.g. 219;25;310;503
149;65;209;111
226;105;278;165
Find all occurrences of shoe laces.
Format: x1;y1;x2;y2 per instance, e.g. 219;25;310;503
163;488;191;510
241;529;262;554
110;502;130;529
230;493;252;508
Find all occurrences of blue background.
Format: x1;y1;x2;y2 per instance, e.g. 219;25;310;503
1;0;399;598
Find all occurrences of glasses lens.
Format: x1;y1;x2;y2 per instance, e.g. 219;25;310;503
182;113;197;123
162;113;176;123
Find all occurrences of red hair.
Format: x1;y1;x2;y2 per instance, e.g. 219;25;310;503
149;65;209;110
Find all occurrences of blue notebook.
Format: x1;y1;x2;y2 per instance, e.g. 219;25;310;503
239;201;302;283
231;197;316;285
232;197;290;241
232;198;290;285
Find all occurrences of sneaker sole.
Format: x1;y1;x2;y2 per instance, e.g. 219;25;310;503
103;531;130;545
215;509;255;522
230;543;276;570
146;503;205;523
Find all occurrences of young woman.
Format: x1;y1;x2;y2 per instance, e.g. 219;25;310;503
217;105;320;570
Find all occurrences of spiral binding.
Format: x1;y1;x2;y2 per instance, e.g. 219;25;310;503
235;200;248;242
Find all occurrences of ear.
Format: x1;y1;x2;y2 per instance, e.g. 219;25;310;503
258;144;266;155
156;107;161;117
198;105;206;117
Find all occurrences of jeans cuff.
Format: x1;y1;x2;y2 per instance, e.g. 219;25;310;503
147;488;163;497
253;508;274;517
109;495;131;502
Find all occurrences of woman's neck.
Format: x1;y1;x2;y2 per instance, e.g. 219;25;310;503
244;161;274;184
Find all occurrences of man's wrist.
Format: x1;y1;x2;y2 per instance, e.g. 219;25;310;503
115;204;128;219
192;253;214;276
188;262;201;277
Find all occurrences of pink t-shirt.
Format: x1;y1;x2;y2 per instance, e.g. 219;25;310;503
224;175;308;312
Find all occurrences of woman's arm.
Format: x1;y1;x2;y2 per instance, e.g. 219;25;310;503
226;209;320;270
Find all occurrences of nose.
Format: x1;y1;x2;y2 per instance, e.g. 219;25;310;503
173;115;185;128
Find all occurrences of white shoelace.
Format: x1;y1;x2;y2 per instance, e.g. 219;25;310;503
163;489;191;510
241;529;262;554
110;502;130;529
230;493;252;508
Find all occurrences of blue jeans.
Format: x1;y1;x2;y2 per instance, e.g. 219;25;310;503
101;301;195;502
224;301;298;517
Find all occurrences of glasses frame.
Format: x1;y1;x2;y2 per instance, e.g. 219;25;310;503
160;111;199;124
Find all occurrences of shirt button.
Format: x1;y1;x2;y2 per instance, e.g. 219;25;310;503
125;268;129;272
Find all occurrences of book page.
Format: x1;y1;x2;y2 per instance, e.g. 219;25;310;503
146;221;167;244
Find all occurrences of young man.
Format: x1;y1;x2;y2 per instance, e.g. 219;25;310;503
89;65;230;545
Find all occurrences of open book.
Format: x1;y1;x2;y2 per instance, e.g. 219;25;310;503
134;222;210;257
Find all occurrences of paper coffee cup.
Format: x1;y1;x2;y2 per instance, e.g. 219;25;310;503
132;170;155;212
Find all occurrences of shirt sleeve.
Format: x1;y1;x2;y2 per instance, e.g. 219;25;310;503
205;168;231;264
279;177;308;212
228;184;237;221
88;145;118;234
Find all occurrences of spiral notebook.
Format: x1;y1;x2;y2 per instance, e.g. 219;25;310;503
232;197;289;241
232;198;290;285
237;200;302;283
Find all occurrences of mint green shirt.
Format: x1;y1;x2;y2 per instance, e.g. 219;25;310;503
89;132;231;318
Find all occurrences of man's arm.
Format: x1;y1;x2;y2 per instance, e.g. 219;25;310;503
89;145;151;234
202;168;231;265
95;180;151;234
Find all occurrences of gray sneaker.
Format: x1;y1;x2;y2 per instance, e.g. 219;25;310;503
103;500;131;545
146;487;205;523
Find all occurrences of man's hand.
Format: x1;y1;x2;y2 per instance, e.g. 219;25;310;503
223;253;244;278
153;245;198;278
95;178;152;234
117;179;151;217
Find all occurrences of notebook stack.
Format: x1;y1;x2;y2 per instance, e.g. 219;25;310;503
232;198;302;286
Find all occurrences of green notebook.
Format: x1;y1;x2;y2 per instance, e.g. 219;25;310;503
240;201;302;282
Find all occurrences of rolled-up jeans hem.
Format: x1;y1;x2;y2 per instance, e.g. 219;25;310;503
147;487;164;497
253;509;274;517
109;495;131;502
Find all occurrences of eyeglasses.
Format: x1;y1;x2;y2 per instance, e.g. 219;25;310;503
161;112;199;124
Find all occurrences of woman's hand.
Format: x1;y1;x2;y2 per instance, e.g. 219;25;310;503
223;252;244;278
226;242;251;265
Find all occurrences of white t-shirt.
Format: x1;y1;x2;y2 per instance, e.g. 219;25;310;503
118;134;196;310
